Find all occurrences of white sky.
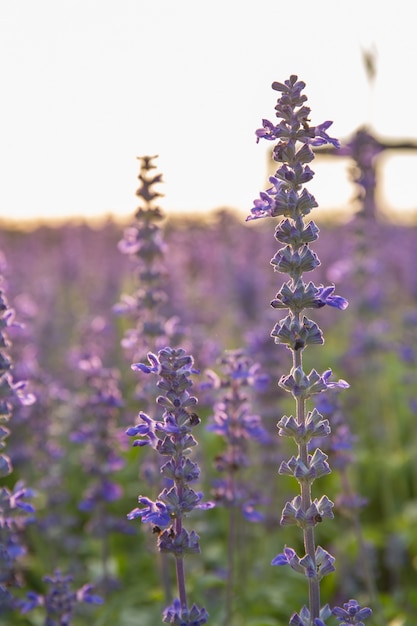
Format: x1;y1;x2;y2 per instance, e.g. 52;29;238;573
2;0;417;224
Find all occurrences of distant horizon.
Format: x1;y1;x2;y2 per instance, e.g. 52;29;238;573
2;1;417;224
3;150;417;228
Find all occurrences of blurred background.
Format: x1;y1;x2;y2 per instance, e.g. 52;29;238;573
2;0;417;225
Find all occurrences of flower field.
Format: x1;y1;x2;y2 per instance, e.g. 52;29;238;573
2;77;417;626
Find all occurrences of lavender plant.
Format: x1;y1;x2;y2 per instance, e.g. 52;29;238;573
204;349;270;624
0;259;35;613
115;155;181;362
70;347;131;593
246;76;372;625
4;290;77;573
126;347;213;625
205;349;270;520
115;156;187;606
20;569;103;625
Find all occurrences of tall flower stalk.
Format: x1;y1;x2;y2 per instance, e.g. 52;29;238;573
115;155;180;362
70;347;129;593
204;349;269;624
247;76;371;625
115;155;183;603
127;347;213;625
0;258;35;613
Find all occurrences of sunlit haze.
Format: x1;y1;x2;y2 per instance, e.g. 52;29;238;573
2;0;417;225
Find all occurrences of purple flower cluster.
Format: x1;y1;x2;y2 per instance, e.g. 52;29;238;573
203;349;270;623
247;75;371;624
20;569;103;625
127;347;213;625
115;156;181;361
71;352;125;519
0;265;35;611
338;127;384;219
205;349;270;521
0;287;35;475
333;599;373;625
68;348;134;593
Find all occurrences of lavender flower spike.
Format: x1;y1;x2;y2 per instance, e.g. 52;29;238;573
0;266;35;612
247;74;355;624
127;347;213;623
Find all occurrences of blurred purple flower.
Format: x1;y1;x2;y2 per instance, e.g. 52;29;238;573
20;570;103;624
206;350;269;525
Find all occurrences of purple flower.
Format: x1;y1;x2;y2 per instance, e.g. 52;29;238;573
246;190;277;221
313;285;349;310
272;545;335;581
131;351;160;374
115;156;180;363
271;546;305;573
78;479;123;512
332;599;372;625
126;411;158;447
255;118;279;142
69;343;128;579
322;369;350;390
309;121;340;148
20;570;103;623
19;591;41;613
162;597;208;625
127;496;171;526
242;502;265;522
2;480;36;515
206;349;269;533
0;275;35;608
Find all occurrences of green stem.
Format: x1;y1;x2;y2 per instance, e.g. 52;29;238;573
174;511;188;610
224;502;236;626
294;344;320;622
